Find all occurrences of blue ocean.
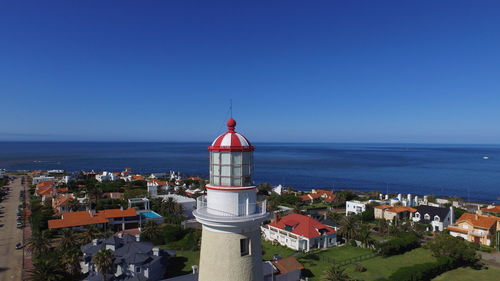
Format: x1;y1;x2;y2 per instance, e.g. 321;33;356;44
0;142;498;203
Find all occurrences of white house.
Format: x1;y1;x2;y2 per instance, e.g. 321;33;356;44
95;171;118;182
272;184;284;195
412;205;454;232
261;213;337;252
346;200;367;215
147;179;171;197
32;176;55;185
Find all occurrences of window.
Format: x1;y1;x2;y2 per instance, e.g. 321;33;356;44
424;214;430;220
240;238;250;256
135;267;141;273
434;216;440;222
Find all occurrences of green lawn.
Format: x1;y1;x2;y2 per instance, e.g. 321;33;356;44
345;248;435;280
432;266;500;281
297;245;373;280
261;240;297;260
159;245;200;278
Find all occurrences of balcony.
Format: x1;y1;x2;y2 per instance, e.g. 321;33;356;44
193;195;268;224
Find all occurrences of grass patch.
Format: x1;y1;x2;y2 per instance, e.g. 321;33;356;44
261;240;297;260
432;265;500;281
345;248;435;281
297;245;372;279
159;244;200;278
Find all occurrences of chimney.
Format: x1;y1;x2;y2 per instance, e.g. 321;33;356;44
272;212;280;223
135;234;141;242
88;209;95;217
449;206;454;225
152;247;160;256
92;239;98;246
117;232;123;238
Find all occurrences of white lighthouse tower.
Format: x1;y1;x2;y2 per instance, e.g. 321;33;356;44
194;118;268;281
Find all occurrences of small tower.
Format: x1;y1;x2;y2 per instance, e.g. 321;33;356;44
194;118;268;281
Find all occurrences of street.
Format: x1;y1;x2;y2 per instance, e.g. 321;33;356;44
0;177;24;281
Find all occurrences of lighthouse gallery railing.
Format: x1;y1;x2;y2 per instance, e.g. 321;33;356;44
196;195;267;217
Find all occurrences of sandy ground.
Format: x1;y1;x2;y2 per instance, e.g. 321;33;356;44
0;177;24;281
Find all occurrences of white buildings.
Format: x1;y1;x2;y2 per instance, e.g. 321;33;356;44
193;118;268;281
32;175;55;185
95;171;118;182
345;200;367;215
0;169;5;178
272;184;284;195
262;213;337;252
147;179;171;197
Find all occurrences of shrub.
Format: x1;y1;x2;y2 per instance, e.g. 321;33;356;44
387;256;454;281
376;233;420;257
354;263;367;272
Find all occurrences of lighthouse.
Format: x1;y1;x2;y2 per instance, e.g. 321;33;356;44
193;118;268;281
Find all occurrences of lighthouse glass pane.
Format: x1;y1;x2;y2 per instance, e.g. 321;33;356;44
212;165;221;176
212;152;220;164
232;166;242;176
221;177;231;186
242;165;250;176
242;152;251;164
232;152;242;165
212;176;220;185
221;152;231;164
221;166;231;177
232;178;241;186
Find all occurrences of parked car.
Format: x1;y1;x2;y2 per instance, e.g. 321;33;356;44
15;243;22;250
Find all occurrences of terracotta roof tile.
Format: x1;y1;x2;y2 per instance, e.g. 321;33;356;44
481;205;500;214
271;256;304;274
268;213;335;239
456;213;500;229
48;208;137;229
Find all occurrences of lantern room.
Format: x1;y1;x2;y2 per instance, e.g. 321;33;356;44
208;118;254;188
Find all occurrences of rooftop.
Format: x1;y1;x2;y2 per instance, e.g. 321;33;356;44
268;213;335;239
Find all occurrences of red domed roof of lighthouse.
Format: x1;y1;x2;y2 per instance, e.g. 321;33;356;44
209;118;254;152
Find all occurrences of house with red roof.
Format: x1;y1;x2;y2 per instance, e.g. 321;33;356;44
481;205;500;217
300;189;336;205
48;208;140;231
261;213;337;252
448;213;500;246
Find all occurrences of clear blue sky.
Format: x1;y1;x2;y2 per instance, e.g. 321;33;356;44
1;0;499;143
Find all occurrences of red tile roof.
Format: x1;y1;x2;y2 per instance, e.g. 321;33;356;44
456;213;500;230
271;256;304;274
48;208;138;229
447;226;468;234
268;213;335;239
36;181;55;189
314;190;336;202
481;205;500;214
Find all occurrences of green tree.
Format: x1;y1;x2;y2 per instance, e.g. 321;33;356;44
338;215;359;242
92;249;114;281
356;224;374;248
321;264;352;281
30;258;66;281
58;229;78;250
80;225;103;244
61;248;82;278
142;220;162;244
426;232;480;266
26;231;51;257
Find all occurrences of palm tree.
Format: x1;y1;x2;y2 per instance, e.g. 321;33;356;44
80;225;102;244
356;224;374;249
30;259;66;281
338;215;358;242
377;219;389;235
142;220;161;243
321;264;351;281
92;249;114;281
26;231;51;257
58;228;78;250
61;248;82;278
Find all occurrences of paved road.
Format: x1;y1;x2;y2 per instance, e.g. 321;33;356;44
0;177;24;281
